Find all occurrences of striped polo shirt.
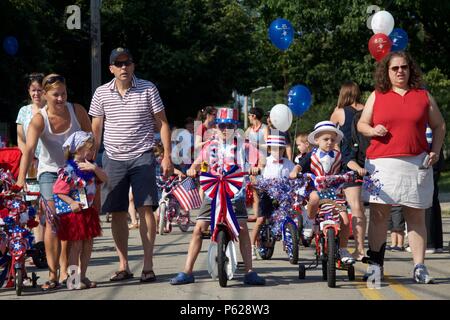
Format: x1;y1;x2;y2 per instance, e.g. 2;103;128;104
89;75;164;161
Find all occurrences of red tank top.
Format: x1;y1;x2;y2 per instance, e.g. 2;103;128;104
366;89;430;159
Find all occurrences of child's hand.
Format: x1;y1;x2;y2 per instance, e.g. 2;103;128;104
250;167;260;176
70;201;84;213
187;168;197;178
289;165;301;179
356;168;367;177
78;160;96;172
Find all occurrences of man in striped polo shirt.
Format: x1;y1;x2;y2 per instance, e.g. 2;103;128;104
90;47;173;283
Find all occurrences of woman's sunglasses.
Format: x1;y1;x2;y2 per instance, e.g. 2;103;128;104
44;75;66;86
390;65;409;72
28;73;44;82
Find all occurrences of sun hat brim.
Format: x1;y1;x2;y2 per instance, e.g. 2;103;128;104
307;126;344;145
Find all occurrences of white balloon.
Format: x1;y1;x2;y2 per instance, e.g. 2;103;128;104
371;10;395;35
270;104;293;132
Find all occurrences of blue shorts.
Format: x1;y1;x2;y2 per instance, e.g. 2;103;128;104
101;151;159;213
38;172;58;201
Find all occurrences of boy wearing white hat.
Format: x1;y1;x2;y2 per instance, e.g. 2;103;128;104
250;135;295;259
289;120;355;264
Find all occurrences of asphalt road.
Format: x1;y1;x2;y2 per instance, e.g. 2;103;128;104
1;210;449;301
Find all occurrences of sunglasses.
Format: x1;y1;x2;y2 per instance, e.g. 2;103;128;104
44;75;65;86
28;73;44;81
218;123;236;130
390;65;409;72
113;60;133;67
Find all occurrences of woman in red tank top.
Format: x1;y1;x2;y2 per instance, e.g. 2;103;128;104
358;51;445;284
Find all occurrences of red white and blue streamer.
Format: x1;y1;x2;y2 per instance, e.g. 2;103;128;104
199;165;245;242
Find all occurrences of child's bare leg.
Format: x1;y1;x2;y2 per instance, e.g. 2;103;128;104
183;220;209;274
250;217;264;246
67;240;82;268
238;221;253;273
80;239;93;280
307;192;319;219
339;211;350;249
391;231;398;247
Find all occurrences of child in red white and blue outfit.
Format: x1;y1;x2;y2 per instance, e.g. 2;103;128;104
290;121;355;264
170;107;265;286
53;131;108;289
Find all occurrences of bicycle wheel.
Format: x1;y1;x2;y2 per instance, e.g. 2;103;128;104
15;269;23;296
257;224;275;260
285;222;299;265
216;229;229;287
158;203;166;235
327;228;337;288
320;236;327;280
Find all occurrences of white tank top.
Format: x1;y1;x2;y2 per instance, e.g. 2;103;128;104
38;103;81;178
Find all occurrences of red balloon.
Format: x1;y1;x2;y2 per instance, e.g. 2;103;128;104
368;33;392;61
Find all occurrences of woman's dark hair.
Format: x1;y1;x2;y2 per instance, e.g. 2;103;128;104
26;72;44;89
374;51;424;93
249;107;264;120
196;106;216;121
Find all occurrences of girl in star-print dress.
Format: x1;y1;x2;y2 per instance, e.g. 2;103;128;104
53;131;108;289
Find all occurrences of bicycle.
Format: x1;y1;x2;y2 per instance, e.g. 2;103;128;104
296;172;360;288
254;179;302;264
156;175;192;235
0;188;41;296
199;166;248;287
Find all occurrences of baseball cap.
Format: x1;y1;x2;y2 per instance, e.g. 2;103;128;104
109;47;133;65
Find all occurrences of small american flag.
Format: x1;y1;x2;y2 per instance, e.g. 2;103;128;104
172;177;202;211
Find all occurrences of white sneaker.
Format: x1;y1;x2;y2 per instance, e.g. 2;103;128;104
425;248;436;254
405;246;412;252
252;245;258;260
413;264;434;284
302;228;313;239
339;248;355;264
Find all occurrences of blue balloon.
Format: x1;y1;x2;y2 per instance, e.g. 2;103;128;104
268;18;294;51
287;85;312;116
389;28;408;52
3;36;18;56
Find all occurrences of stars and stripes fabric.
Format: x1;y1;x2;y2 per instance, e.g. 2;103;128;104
199;165;246;242
172;177;202;211
310;148;341;177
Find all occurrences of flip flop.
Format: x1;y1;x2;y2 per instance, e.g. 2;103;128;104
80;277;97;288
41;280;61;291
140;270;156;283
110;270;133;281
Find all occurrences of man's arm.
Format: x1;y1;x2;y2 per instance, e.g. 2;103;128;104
154;110;173;177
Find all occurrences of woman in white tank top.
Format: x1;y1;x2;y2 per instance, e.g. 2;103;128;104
16;74;92;291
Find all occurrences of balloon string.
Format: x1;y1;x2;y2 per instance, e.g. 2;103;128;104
293;118;299;160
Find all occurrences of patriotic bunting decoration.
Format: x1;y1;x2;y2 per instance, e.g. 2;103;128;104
199;165;245;242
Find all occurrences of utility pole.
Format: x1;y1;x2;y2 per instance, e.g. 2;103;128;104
91;0;101;95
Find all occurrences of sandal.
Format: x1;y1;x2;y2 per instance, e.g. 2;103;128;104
110;270;133;282
41;280;61;291
170;272;195;285
140;270;156;283
80;277;97;289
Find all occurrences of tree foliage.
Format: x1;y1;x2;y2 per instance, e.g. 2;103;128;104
0;0;449;148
